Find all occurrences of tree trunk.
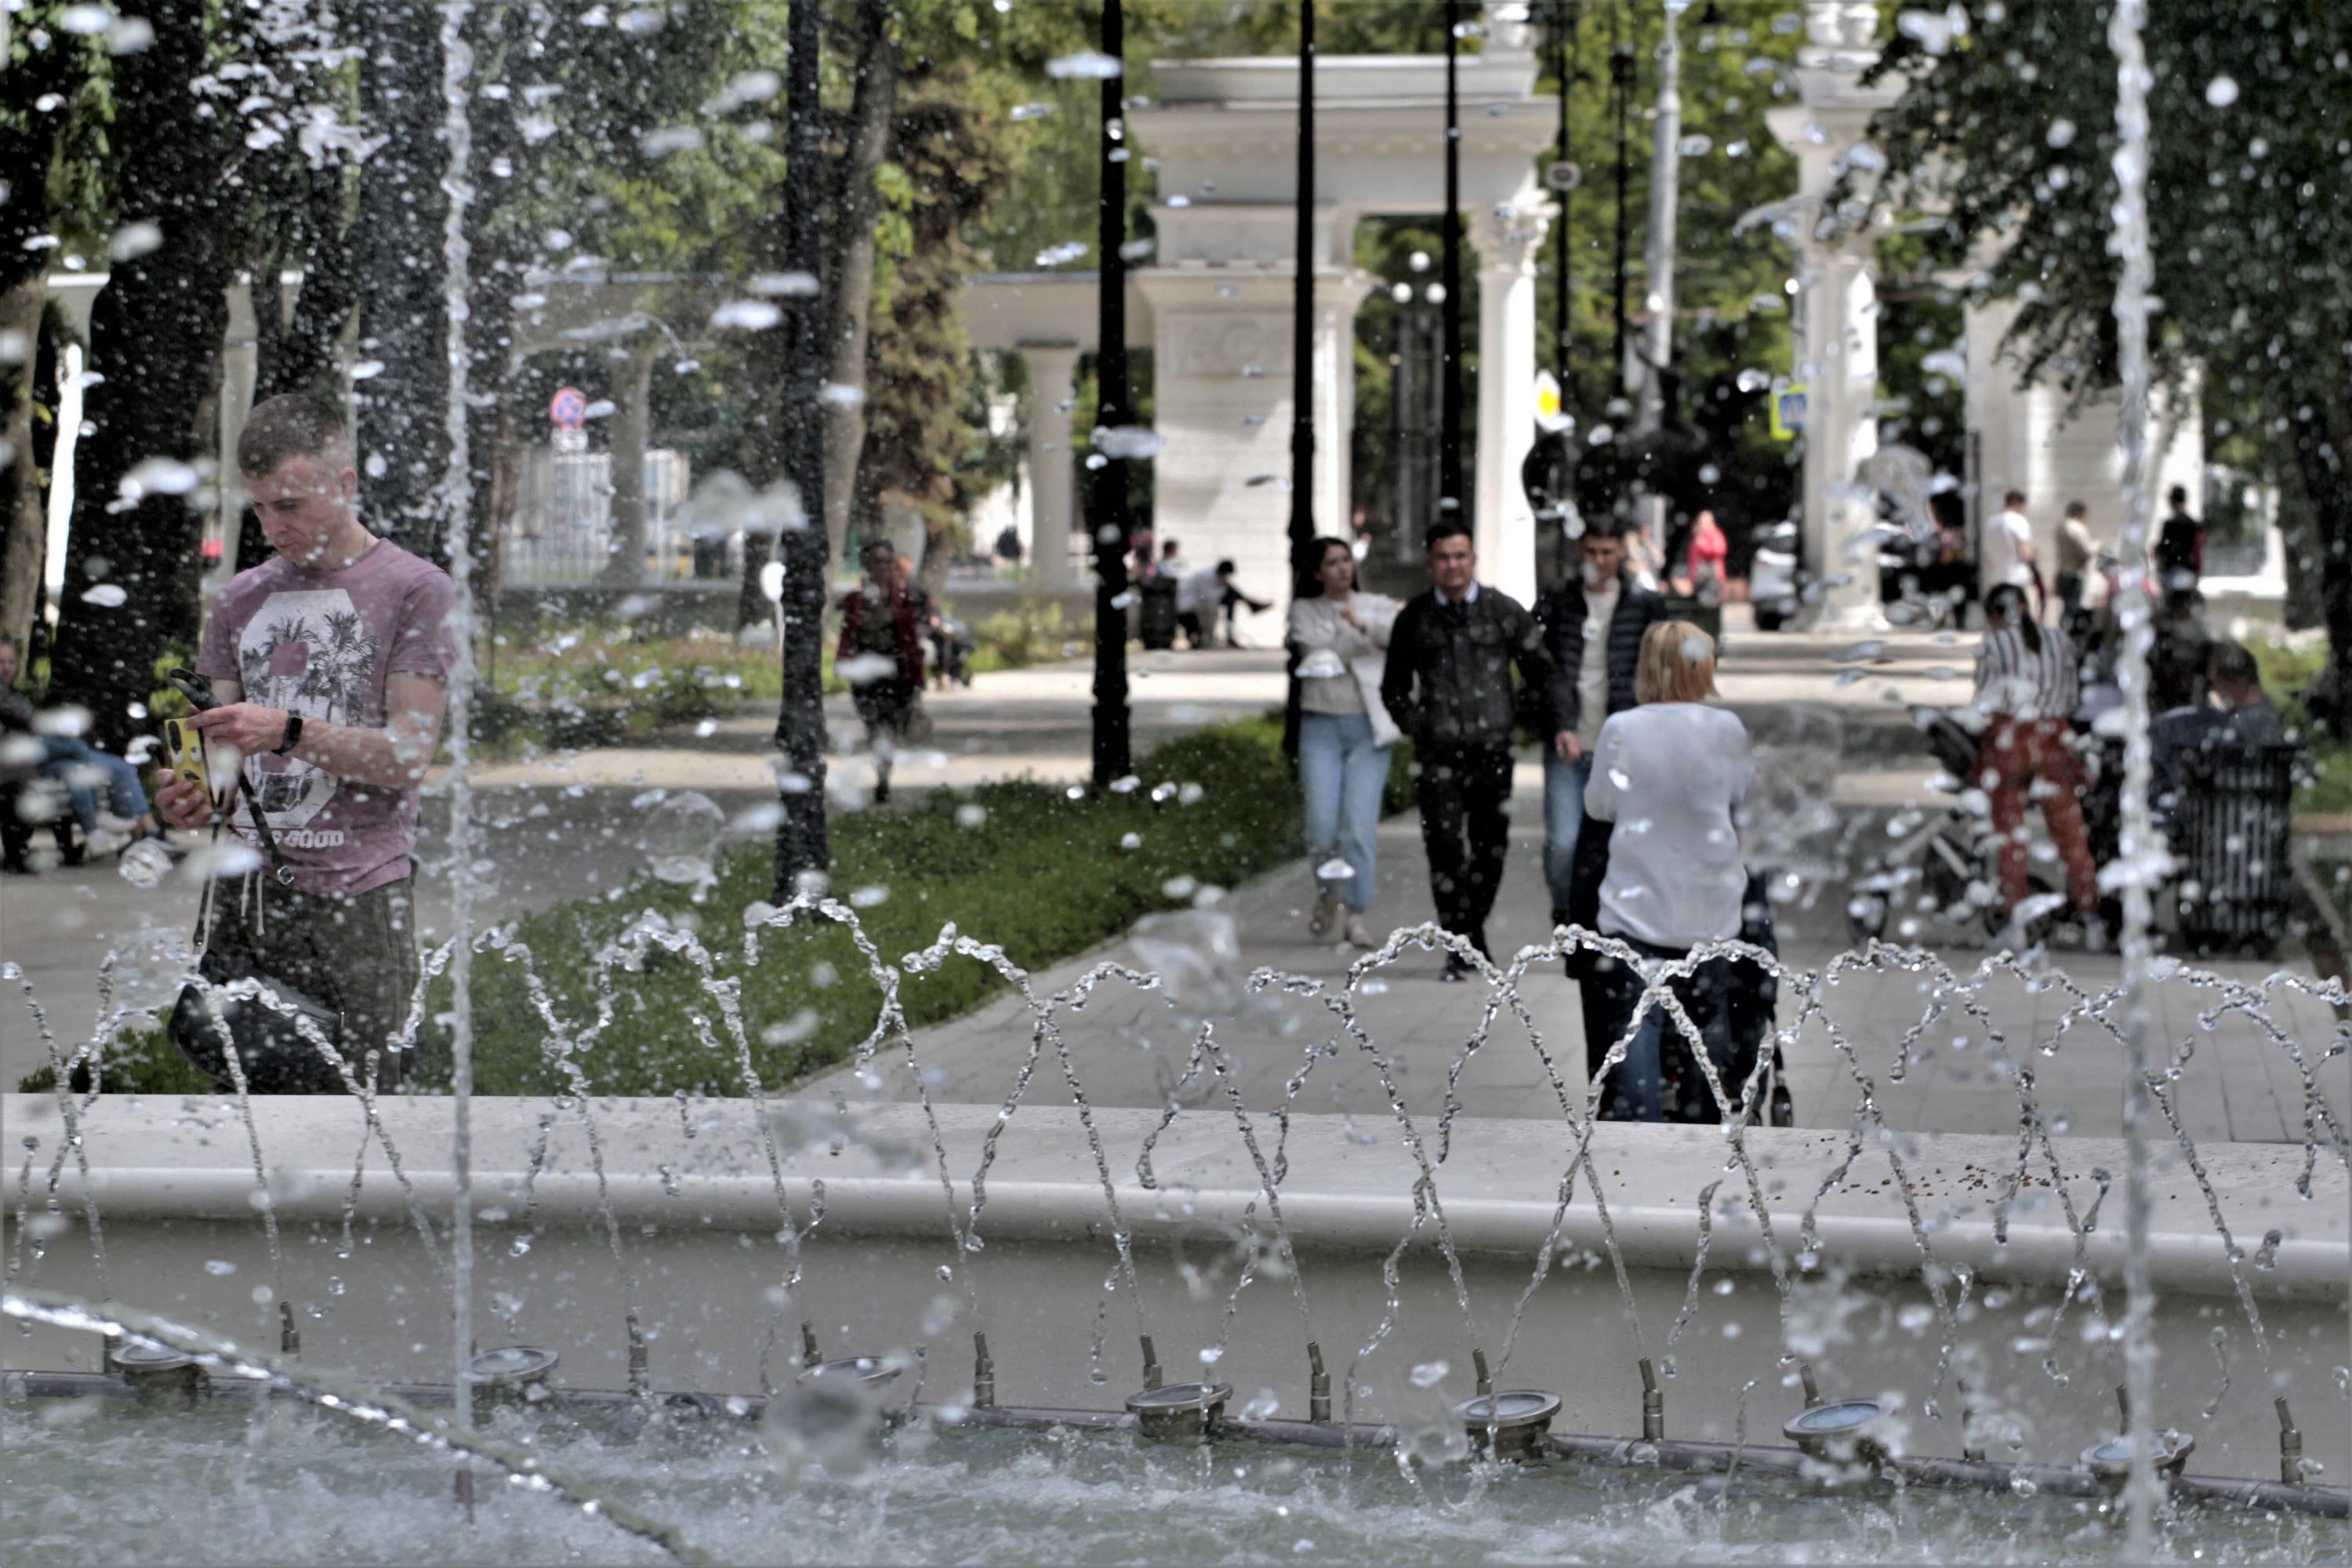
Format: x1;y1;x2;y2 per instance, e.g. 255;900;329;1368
771;0;833;897
817;0;901;569
354;2;452;563
0;274;46;656
46;5;237;750
2293;382;2352;740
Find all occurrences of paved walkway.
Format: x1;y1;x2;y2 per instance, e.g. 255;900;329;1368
8;624;2343;1145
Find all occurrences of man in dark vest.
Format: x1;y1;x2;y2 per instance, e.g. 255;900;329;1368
1381;518;1573;981
1534;513;1668;933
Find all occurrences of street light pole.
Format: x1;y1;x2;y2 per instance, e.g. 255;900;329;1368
1608;3;1632;400
1552;1;1575;395
1289;0;1316;586
1439;0;1463;528
1632;0;1683;435
1089;0;1132;790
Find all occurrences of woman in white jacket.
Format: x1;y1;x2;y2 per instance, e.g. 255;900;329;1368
1583;620;1754;1121
1287;537;1399;948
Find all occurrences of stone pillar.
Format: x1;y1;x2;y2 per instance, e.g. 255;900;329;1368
1022;342;1082;593
599;339;661;586
1765;2;1900;630
1470;205;1548;609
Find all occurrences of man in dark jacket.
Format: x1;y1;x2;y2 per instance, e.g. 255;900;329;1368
1381;519;1573;979
1533;515;1668;931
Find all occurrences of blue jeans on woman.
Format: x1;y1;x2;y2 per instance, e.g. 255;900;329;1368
1588;935;1735;1123
1541;748;1594;917
1298;711;1388;912
38;739;150;833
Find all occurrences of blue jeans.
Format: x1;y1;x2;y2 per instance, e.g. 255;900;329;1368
1298;711;1388;912
1542;748;1594;916
38;739;150;833
1589;939;1736;1123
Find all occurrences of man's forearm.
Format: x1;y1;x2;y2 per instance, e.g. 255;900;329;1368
288;717;440;789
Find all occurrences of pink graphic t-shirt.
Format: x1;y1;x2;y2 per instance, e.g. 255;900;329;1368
196;538;456;896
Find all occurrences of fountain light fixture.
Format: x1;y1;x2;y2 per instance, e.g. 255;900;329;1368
469;1345;561;1406
2080;1385;2197;1498
1125;1334;1231;1441
1780;1362;1888;1468
1453;1348;1563;1462
113;1341;207;1404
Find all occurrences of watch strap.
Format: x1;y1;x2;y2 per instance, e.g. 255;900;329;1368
274;712;303;755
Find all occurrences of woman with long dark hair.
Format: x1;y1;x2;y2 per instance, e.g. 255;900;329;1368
1287;536;1399;948
1973;582;2102;953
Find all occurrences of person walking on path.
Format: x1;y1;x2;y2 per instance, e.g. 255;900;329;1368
838;536;932;804
1288;536;1400;949
1682;509;1729;602
154;391;455;1092
1582;622;1754;1123
1973;582;2103;956
1534;515;1666;935
2155;483;2205;592
1980;489;2038;620
1381;519;1572;981
2054;499;2096;636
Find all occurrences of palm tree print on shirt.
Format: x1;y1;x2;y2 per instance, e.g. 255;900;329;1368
234;590;382;826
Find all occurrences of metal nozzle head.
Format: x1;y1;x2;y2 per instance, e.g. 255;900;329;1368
2278;1396;2303;1485
1639;1356;1664;1441
2115;1384;2131;1429
627;1312;650;1396
1307;1340;1331;1425
1799;1363;1822;1408
1473;1348;1494;1399
973;1332;996;1410
1140;1334;1163;1392
800;1322;820;1368
279;1302;299;1358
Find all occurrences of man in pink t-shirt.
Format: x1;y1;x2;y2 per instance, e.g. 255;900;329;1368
156;391;455;1091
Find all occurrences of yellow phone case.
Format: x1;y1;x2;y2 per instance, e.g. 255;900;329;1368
163;717;211;800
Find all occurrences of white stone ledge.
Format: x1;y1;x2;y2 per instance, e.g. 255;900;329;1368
5;1094;2341;1303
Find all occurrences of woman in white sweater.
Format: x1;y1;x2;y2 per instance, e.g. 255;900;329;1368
1583;621;1754;1121
1287;537;1400;947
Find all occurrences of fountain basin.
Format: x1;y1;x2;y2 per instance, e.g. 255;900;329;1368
2;1093;2344;1489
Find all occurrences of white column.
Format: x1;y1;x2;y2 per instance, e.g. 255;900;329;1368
1022;343;1081;593
1766;3;1899;630
1470;206;1548;608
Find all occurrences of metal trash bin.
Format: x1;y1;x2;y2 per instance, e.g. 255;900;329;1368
2172;742;2299;955
1138;577;1179;650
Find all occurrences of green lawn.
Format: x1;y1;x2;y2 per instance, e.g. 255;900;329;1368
27;718;1414;1099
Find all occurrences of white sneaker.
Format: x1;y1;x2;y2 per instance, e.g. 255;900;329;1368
1988;920;2030;957
83;826;132;858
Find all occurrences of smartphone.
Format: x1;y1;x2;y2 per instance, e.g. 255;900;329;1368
162;717;212;801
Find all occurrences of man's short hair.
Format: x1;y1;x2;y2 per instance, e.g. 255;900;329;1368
1581;512;1637;543
1423;517;1473;552
858;536;895;557
237;390;349;477
2168;484;2190;508
2064;499;2088;519
2208;641;2260;691
1214;558;1236;575
2003;489;2027;509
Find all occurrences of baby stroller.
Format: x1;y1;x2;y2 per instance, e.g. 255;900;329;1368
1846;705;2120;947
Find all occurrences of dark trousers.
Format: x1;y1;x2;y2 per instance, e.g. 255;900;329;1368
1414;741;1514;956
1588;936;1736;1123
194;875;419;1092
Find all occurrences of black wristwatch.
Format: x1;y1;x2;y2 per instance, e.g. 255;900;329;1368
274;712;303;755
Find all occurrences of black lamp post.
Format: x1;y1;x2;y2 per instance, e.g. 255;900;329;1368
1288;0;1316;589
770;0;829;897
1610;1;1633;400
1388;259;1443;562
1439;0;1464;528
1089;0;1132;791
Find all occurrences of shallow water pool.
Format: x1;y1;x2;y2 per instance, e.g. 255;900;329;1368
3;1397;2343;1566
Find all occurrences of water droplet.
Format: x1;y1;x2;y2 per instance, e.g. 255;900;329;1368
2205;74;2239;107
1410;1360;1449;1388
204;1258;236;1276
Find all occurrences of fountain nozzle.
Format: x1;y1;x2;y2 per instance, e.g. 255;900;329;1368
1798;1363;1823;1408
279;1302;299;1359
1958;1377;1984;1463
800;1321;821;1370
627;1312;649;1399
1140;1334;1163;1392
1307;1341;1330;1425
1639;1356;1664;1441
1472;1348;1494;1399
973;1333;996;1410
2278;1396;2302;1486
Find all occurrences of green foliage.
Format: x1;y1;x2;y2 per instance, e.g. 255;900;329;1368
17;1025;212;1097
405;717;1373;1098
969;598;1078;669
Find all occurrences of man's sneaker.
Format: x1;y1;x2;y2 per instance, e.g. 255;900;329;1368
83;826;132;858
1439;953;1475;983
1345;914;1376;949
